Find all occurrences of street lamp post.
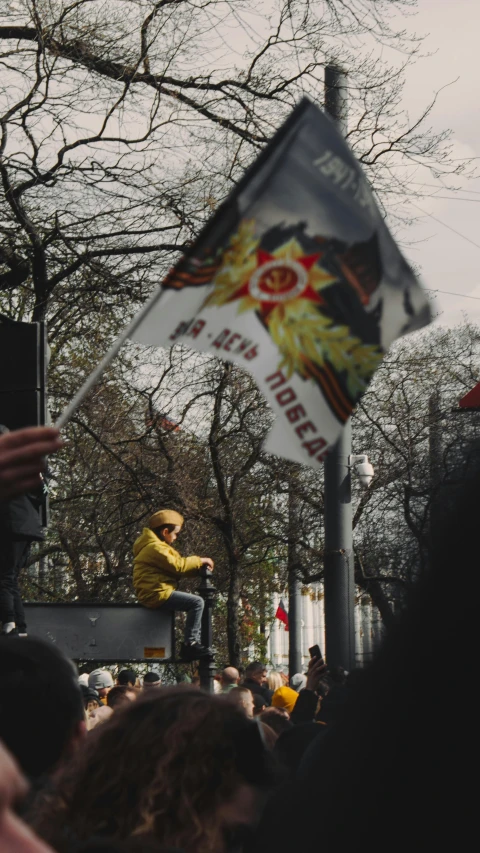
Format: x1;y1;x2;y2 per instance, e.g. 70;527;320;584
323;65;356;672
198;566;217;693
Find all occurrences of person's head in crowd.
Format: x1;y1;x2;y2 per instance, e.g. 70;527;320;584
226;686;255;718
107;686;137;709
88;669;114;701
253;694;267;716
244;662;267;686
0;637;85;781
0;739;56;853
80;687;101;732
143;671;162;688
34;687;276;853
116;669;137;688
191;675;201;688
80;685;100;712
328;665;347;685
259;708;293;737
290;672;307;692
78;673;89;687
74;837;178;852
271;686;298;715
266;671;283;692
220;666;240;691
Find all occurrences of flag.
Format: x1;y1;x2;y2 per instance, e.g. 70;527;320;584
459;382;480;409
129;98;431;468
145;406;181;432
275;599;289;631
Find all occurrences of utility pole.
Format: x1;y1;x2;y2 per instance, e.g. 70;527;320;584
288;464;303;677
323;65;356;672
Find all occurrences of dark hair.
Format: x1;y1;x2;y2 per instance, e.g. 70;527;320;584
117;669;137;686
0;636;84;779
152;524;177;541
245;661;266;677
328;665;346;685
259;708;293;737
76;838;177;853
143;671;161;685
107;686;136;709
253;694;267;714
34;688;275;853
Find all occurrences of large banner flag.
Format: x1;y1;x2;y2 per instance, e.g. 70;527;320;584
59;98;432;465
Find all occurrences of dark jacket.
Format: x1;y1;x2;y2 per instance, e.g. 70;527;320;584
275;721;328;775
290;688;318;724
243;679;273;706
0;492;44;541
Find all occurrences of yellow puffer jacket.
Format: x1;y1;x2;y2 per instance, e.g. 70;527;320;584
133;528;203;608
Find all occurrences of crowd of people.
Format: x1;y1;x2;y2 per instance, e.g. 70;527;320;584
0;425;475;853
0;630;336;853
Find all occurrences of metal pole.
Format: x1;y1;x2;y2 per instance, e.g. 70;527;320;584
288;464;303;677
322;62;355;672
288;566;303;677
324;419;355;670
198;566;216;693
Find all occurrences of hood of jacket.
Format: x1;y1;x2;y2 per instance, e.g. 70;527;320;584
133;526;158;558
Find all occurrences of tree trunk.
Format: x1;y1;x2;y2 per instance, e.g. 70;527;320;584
227;561;241;667
355;573;397;632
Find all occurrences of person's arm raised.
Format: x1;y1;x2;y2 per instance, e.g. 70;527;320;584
0;427;63;501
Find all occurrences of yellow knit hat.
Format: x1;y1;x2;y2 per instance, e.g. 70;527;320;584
272;686;299;714
148;510;184;530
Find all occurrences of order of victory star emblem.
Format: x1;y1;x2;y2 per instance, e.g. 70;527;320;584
206;221;336;318
248;254;321;305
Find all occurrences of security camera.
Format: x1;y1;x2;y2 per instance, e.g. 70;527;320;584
349;454;374;488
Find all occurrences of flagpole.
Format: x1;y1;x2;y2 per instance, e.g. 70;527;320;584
323;65;356;672
55;286;164;429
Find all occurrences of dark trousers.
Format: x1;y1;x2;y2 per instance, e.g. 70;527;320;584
0;540;31;631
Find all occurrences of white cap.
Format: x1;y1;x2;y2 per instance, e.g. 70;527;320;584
88;669;114;690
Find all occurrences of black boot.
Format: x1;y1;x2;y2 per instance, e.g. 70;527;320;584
180;642;212;661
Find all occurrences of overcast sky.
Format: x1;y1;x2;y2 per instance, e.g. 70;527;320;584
393;0;480;328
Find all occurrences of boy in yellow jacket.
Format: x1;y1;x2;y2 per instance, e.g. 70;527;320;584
133;509;214;661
